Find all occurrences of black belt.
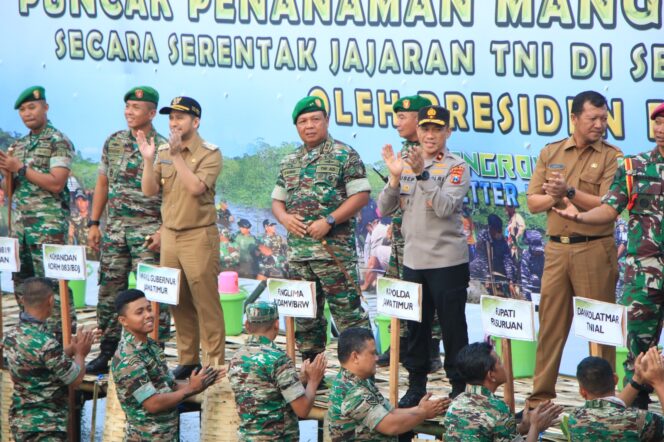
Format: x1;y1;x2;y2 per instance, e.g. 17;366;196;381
549;235;611;244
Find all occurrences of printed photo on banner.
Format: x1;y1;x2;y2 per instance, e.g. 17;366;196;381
376;277;422;322
136;262;181;306
573;297;627;347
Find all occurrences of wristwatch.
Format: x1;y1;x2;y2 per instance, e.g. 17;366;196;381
17;165;28;179
415;171;430;181
325;215;336;227
566;186;576;200
87;220;101;228
630;378;654;393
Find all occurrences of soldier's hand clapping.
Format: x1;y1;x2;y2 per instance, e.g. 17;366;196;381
640;347;664;388
304;353;327;386
71;327;96;357
137;130;156;162
526;401;564;434
188;366;222;394
416;393;450;419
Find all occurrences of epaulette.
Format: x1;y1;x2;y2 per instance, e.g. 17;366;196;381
544;137;569;148
201;141;218;151
157;143;170;151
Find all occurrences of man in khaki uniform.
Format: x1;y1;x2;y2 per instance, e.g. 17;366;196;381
139;96;225;379
527;90;622;405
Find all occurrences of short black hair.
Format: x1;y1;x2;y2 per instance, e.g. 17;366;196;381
488;214;503;230
21;277;54;307
455;342;497;384
338;327;375;364
577;356;614;395
115;289;146;315
571;91;607;116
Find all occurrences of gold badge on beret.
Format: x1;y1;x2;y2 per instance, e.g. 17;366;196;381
315;99;322;107
135;89;144;99
403;99;410;109
33;90;40;99
427;108;436;117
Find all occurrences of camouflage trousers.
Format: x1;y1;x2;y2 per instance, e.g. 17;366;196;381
386;237;442;341
99;221;170;344
13;232;76;341
11;430;67;441
621;278;664;382
289;259;370;354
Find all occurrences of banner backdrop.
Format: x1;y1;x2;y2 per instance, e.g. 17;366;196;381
0;1;661;299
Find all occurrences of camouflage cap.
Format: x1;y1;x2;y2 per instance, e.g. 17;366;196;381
393;95;432;113
124;86;159;105
14;86;46;109
245;301;279;323
292;96;327;124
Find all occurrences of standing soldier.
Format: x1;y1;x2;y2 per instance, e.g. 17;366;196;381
228;301;326;440
271;96;371;363
234;218;258;278
140;96;226;378
216;199;234;228
520;230;545;302
4;277;95;441
527;90;622;407
378;95;443;372
0;86;76;339
69;190;99;260
85;86;169;375
553;101;664;409
257;219;287;279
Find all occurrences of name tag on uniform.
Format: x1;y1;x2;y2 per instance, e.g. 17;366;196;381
159;159;173;165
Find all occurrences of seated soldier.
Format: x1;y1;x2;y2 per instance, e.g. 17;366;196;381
444;342;562;441
4;277;96;441
228;301;327;441
327;327;449;441
112;289;223;440
566;349;664;441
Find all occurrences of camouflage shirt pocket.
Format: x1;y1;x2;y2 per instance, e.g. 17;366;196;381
631;178;662;215
283;167;300;190
30;146;52;170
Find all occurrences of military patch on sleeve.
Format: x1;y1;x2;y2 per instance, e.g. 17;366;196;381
449;165;465;184
364;393;379;406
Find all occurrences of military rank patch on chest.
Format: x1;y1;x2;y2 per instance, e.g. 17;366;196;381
316;165;340;174
449;165;465;184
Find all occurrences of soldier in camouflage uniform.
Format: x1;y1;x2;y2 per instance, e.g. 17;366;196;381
228;301;326;441
68;189;100;260
378;95;443;371
234;218;258;277
271;96;371;361
443;342;562;441
86;86;169;374
0;86;76;340
519;230;545;302
554;102;664;409
256;219;287;279
216;199;234;228
566;353;664;440
327;328;448;441
112;289;222;441
469;214;517;297
4;277;94;441
614;217;628;300
219;226;241;270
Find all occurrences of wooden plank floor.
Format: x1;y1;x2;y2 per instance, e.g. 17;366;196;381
2;293;660;441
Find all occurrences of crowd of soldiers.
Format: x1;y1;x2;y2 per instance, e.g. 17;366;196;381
1;84;663;442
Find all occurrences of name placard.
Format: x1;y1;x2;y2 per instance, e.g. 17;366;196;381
481;295;536;341
42;244;86;280
573;297;626;347
0;237;19;272
267;278;317;318
136;262;181;306
376;277;422;322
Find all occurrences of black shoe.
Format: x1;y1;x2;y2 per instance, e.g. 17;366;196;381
377;349;390;368
398;387;426;408
172;364;202;380
428;339;443;373
85;352;113;375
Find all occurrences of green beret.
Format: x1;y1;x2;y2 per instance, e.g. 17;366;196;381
393;95;432;113
124;86;159;105
14;86;46;110
292;96;327;124
246;301;279;323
